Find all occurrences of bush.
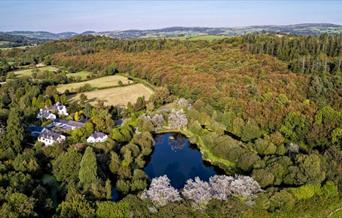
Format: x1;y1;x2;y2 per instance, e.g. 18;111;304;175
289;183;321;200
252;169;274;188
321;181;338;197
269;190;295;211
96;201;129;218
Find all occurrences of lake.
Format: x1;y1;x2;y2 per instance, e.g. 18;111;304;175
144;133;219;189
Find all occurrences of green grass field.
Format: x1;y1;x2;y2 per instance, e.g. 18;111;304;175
57;75;133;93
14;66;58;78
66;71;91;80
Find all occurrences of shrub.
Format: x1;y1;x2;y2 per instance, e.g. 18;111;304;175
269;190;295;211
252;169;275;188
289;183;321;200
96;201;129;218
321;181;338;197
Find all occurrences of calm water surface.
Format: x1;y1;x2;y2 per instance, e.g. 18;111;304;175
144;133;218;189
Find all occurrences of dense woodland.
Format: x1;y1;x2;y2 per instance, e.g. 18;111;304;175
0;33;341;217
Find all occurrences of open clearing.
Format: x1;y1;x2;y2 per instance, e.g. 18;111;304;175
66;71;91;80
57;75;133;93
14;66;58;78
71;83;154;106
14;66;91;80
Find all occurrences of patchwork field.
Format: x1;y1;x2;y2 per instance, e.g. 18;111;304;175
57;75;133;93
71;83;154;106
14;66;58;78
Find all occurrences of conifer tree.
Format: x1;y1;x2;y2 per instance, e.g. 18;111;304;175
79;147;98;189
5;106;24;154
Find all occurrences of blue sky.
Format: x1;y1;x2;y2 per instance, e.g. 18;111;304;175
0;0;341;33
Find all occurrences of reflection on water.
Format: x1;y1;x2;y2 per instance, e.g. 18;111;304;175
169;134;186;151
144;133;218;189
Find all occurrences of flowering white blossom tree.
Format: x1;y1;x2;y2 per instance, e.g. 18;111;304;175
141;175;261;208
151;114;165;130
168;109;188;129
209;175;235;200
176;98;192;109
230;175;262;197
140;175;181;207
139;113;165;131
181;177;212;207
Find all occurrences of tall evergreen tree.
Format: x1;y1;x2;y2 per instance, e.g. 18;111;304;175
5;106;24;154
79;147;98;189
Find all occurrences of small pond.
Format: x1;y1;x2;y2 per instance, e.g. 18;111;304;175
144;133;220;189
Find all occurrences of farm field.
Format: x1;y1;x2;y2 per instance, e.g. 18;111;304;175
71;83;154;106
14;66;58;78
66;70;91;80
57;75;133;93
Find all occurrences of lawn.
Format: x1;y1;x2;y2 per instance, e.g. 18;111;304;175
71;83;154;106
57;75;133;93
66;70;91;80
14;66;58;78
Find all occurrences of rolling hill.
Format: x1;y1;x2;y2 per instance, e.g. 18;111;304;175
2;23;342;41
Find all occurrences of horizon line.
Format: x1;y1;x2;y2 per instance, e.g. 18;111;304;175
1;22;341;34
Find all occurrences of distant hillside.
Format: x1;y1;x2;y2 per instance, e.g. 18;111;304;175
98;23;342;39
3;23;342;40
6;31;78;40
0;32;46;48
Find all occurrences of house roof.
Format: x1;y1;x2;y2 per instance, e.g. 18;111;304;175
45;102;66;111
39;108;53;117
39;128;64;141
54;119;85;128
27;125;44;133
90;131;107;139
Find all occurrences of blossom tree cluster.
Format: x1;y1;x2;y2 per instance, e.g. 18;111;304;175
141;175;262;208
176;98;192;110
140;175;181;207
183;175;262;207
168;109;188;129
139;113;165;130
182;177;212;207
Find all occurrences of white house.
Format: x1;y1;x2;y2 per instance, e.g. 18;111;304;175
87;132;108;143
37;109;57;120
38;128;66;146
37;102;68;120
54;102;69;116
